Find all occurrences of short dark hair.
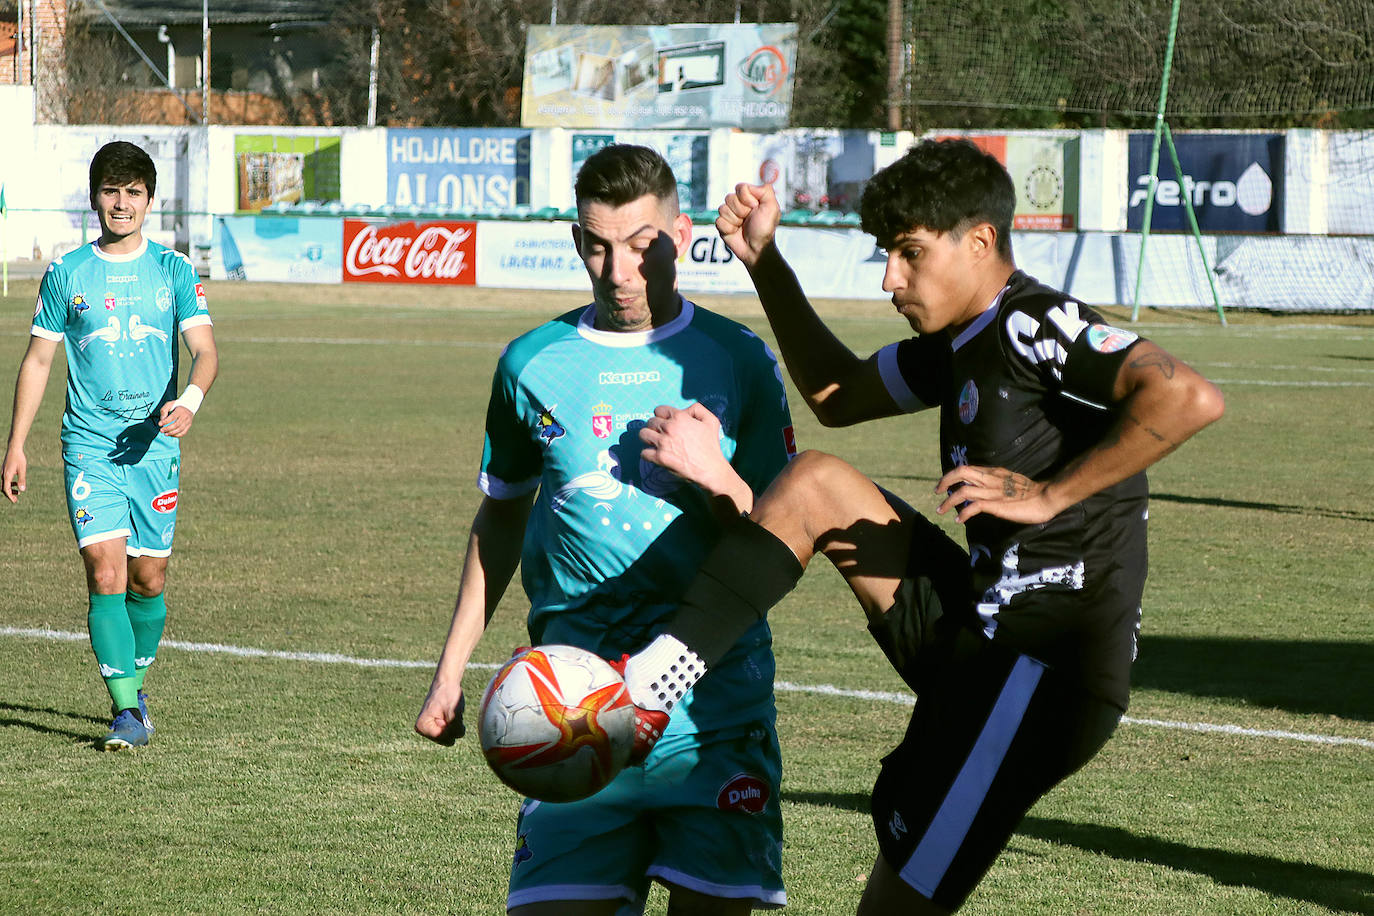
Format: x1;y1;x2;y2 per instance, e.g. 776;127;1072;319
860;138;1015;259
574;144;679;213
89;141;157;203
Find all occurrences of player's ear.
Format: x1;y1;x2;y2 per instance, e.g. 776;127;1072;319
570;222;583;257
671;212;693;259
967;222;998;262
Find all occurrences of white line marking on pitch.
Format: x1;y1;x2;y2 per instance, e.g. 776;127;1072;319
4;626;1370;750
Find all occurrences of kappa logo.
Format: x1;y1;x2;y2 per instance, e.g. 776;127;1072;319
151;489;178;513
717;773;769;814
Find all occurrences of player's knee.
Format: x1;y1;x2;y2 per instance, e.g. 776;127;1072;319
128;567;166;597
764;450;865;514
85;561;125;595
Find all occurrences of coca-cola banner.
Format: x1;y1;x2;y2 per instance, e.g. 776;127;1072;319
522;23;797;130
343;219;477;285
387;128;531;211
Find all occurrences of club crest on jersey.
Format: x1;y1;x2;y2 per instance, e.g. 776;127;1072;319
74;507;94;527
156;287;173;313
782;424;797;457
535;406;565;445
958;380;980;424
105;297;117;311
1086;324;1138;354
151;489;178;513
591;402;614;439
71;294;89;313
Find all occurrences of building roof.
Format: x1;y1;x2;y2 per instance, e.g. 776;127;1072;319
74;0;347;26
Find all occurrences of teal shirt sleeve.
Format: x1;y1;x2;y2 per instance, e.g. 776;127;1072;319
730;332;795;496
32;260;71;338
167;249;210;329
478;348;543;499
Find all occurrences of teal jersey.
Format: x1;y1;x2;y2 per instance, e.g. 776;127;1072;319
481;299;795;735
31;239;211;463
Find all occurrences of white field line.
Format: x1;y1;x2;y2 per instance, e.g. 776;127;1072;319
4;625;1370;750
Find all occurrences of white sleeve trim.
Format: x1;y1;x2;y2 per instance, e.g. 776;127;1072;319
478;471;540;500
179;315;214;332
877;342;925;413
30;325;64;342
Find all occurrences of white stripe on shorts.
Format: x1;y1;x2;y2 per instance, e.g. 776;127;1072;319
899;654;1045;896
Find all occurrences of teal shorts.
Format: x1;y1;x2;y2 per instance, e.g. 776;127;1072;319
63;452;181;557
505;721;786;912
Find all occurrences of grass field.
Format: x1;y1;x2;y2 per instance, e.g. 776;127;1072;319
1;278;1371;915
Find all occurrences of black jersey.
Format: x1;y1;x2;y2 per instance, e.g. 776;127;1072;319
878;271;1149;708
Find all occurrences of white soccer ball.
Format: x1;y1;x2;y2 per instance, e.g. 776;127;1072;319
478;644;636;803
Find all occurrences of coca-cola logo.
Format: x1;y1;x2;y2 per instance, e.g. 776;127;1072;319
343;220;477;285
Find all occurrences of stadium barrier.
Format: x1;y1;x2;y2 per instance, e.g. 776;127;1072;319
1;115;1372;310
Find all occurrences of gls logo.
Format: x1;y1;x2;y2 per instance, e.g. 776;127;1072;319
690;237;735;265
1129;162;1272;216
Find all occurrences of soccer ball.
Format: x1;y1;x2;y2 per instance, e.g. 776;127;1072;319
478;644;636;803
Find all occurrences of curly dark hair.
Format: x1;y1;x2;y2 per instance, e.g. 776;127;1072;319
88;141;157;203
574;144;679;213
860;138;1015;259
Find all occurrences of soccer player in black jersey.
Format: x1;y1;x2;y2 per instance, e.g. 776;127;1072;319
621;138;1225;914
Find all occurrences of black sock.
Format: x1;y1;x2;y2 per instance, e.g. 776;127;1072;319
668;516;805;666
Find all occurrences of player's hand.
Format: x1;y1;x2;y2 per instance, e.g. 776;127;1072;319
1;447;26;504
415;681;467;746
716;181;781;268
639;403;730;489
935;464;1058;525
609;654;670;766
157;403;195;438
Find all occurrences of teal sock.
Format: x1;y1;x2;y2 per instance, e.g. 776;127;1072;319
126;590;167;674
88;592;138;709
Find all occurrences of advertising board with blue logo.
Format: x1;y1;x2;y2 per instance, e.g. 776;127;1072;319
387;128;532;211
1127;133;1282;232
211;216;342;283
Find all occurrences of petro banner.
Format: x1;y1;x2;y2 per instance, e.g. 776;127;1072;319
1128;133;1283;232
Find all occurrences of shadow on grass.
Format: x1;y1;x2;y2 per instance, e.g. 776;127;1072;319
1019;816;1374;915
1149;491;1374;524
0;701;104;744
782;793;1372;913
1134;637;1374;722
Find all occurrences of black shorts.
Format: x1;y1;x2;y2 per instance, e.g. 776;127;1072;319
865;512;1123;910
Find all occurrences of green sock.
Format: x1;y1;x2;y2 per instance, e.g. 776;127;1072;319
126;590;167;677
88;592;138;710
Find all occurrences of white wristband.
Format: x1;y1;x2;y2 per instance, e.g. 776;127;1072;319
173;383;205;415
622;634;706;714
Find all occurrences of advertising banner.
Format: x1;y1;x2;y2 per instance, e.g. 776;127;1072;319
522;23;797;129
212;215;342;284
571;132;710;210
743;130;878;213
342;219;477;285
952;134;1080;230
1326;132;1374;235
387;128;532;211
476;220;586;290
235;134;342;213
1127;133;1282;232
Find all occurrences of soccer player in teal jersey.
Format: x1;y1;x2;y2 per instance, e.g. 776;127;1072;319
416;145;796;914
3;141;219;750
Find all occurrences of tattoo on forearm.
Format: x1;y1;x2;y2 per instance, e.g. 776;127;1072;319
1130;351;1176;379
1124;412;1176;446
